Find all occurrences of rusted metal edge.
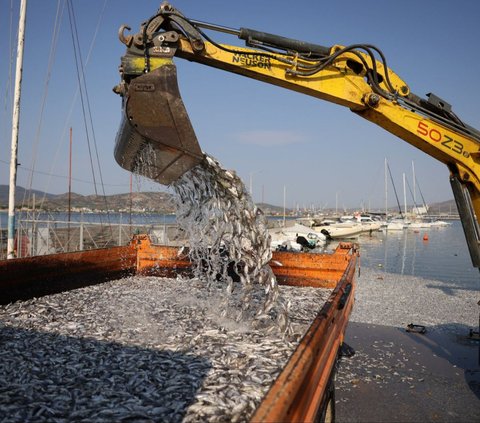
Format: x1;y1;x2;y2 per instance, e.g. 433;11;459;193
250;251;357;422
0;245;136;305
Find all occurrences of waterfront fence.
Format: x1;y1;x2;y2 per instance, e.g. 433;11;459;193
0;217;183;260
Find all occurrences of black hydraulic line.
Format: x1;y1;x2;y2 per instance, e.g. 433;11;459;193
361;43;398;95
327;44;395;96
237;30;398;97
238;27;331;57
161;11;380;89
285;44;395;99
194;25;296;66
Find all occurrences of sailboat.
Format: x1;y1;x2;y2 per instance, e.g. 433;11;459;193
384;158;407;231
408;161;433;229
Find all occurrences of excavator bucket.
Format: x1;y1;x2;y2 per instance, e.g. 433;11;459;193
114;63;203;185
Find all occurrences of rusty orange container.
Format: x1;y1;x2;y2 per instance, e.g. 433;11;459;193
0;235;357;422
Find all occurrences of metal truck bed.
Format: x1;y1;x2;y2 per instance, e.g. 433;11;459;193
0;236;357;422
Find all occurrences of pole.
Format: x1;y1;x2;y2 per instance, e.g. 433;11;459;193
31;193;35;256
119;213;122;245
384;158;388;221
129;173;133;235
79;212;84;250
7;0;28;259
412;161;416;210
249;170;261;198
68;127;72;249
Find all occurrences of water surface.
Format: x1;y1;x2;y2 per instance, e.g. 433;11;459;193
357;220;479;290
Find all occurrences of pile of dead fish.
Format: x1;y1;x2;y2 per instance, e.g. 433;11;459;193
0;276;332;422
171;155;290;335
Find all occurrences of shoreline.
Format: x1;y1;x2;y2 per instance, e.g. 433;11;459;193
350;266;478;331
336;266;480;422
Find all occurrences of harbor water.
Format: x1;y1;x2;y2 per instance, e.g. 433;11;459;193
356;220;479;290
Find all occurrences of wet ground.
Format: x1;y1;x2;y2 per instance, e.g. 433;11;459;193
336;322;480;422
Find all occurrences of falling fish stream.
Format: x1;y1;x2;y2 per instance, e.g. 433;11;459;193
170;154;290;336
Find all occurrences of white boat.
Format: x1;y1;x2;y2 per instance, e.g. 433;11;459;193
269;223;327;251
408;219;450;229
385;219;406;231
312;221;364;239
430;220;451;227
354;215;383;233
408;221;432;229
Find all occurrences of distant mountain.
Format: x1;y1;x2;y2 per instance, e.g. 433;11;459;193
42;191;176;213
0;185;455;215
0;186;286;214
426;199;457;214
0;185;57;205
256;202;289;215
0;185;175;213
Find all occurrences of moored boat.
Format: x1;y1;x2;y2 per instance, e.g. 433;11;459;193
385;219;407;231
311;221;364;239
268;223;327;251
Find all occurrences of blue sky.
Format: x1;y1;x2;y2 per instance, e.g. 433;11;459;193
1;0;479;210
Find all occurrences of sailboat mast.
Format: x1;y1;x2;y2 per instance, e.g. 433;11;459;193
412;161;416;207
67;127;72;247
384;158;388;220
7;0;28;259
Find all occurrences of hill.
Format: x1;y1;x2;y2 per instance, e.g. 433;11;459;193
0;185;56;205
0;186;288;214
0;185;455;215
426;199;457;214
0;185;175;213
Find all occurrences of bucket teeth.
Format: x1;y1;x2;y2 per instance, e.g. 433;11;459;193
114;63;203;185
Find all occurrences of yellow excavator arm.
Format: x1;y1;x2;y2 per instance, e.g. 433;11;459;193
113;2;480;268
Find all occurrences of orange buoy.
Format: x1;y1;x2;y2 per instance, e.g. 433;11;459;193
423;233;429;241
